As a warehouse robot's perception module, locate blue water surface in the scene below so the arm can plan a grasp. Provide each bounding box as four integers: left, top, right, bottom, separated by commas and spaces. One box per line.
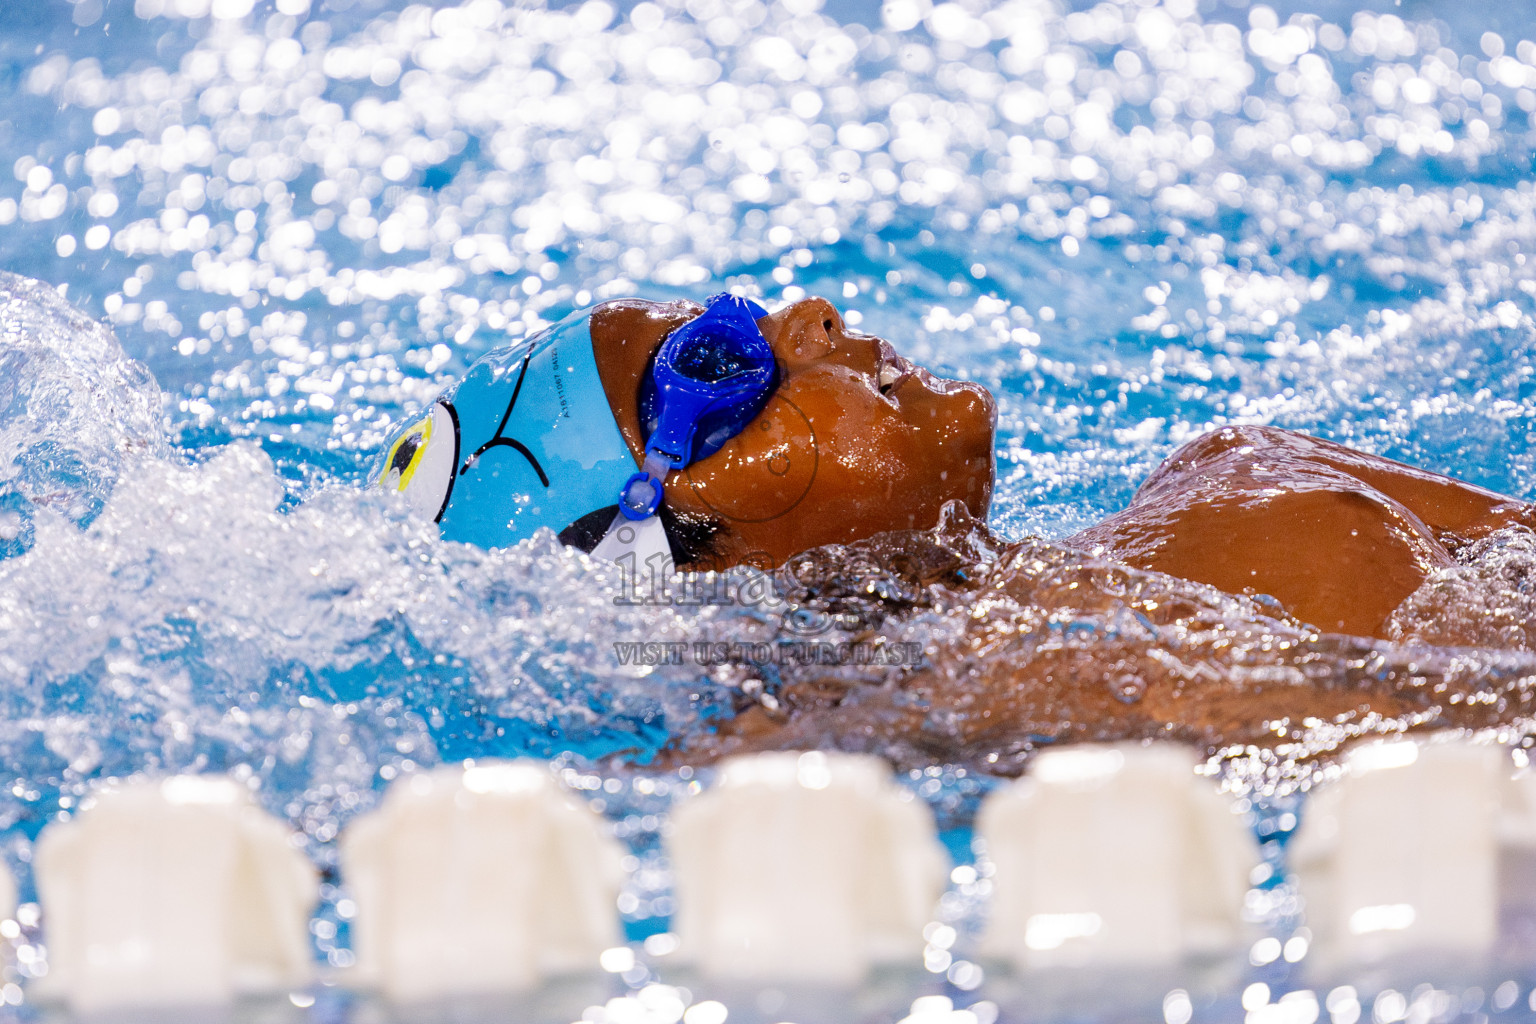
3, 0, 1536, 1007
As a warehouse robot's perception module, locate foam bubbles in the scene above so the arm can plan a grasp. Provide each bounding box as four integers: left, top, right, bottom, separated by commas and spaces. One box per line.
0, 273, 166, 554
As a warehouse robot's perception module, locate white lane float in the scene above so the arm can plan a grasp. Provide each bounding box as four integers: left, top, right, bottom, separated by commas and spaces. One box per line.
1291, 736, 1521, 966
33, 775, 317, 1012
669, 750, 948, 982
978, 742, 1258, 969
341, 759, 625, 1001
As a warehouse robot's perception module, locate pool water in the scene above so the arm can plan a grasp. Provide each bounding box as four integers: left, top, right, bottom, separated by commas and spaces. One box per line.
4, 0, 1536, 1014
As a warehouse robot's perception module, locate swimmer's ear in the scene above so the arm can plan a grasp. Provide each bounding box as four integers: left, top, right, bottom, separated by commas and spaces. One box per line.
379, 401, 460, 522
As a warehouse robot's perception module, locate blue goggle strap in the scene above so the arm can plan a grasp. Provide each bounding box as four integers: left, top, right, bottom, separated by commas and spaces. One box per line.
619, 450, 673, 521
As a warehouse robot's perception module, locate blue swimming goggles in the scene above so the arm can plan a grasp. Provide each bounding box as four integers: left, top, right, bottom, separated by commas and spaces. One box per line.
618, 293, 777, 521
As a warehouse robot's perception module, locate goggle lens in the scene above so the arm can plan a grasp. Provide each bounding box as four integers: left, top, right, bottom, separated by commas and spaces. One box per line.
620, 293, 777, 520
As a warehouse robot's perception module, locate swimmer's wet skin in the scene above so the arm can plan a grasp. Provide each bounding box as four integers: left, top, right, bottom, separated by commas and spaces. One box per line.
381, 296, 1536, 774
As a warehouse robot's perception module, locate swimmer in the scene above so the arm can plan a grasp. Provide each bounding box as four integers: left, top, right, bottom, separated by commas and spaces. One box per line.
380, 295, 1536, 771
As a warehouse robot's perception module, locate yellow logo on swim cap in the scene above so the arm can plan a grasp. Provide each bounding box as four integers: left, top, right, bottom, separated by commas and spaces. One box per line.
381, 415, 433, 492
377, 402, 461, 523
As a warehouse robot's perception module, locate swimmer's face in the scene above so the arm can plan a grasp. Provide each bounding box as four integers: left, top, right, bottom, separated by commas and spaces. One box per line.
591, 297, 996, 568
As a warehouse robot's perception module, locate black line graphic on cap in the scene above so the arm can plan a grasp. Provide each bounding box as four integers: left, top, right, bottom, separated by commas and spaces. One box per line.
460, 349, 550, 488
434, 401, 461, 523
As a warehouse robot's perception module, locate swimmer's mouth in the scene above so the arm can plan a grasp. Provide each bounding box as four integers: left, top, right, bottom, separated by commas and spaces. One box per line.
875, 340, 912, 398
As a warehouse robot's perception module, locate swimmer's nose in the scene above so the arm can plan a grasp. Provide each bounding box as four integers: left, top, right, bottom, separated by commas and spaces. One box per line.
769, 297, 845, 362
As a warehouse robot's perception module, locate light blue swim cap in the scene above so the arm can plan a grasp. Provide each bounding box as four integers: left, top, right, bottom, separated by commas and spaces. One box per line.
377, 307, 638, 548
